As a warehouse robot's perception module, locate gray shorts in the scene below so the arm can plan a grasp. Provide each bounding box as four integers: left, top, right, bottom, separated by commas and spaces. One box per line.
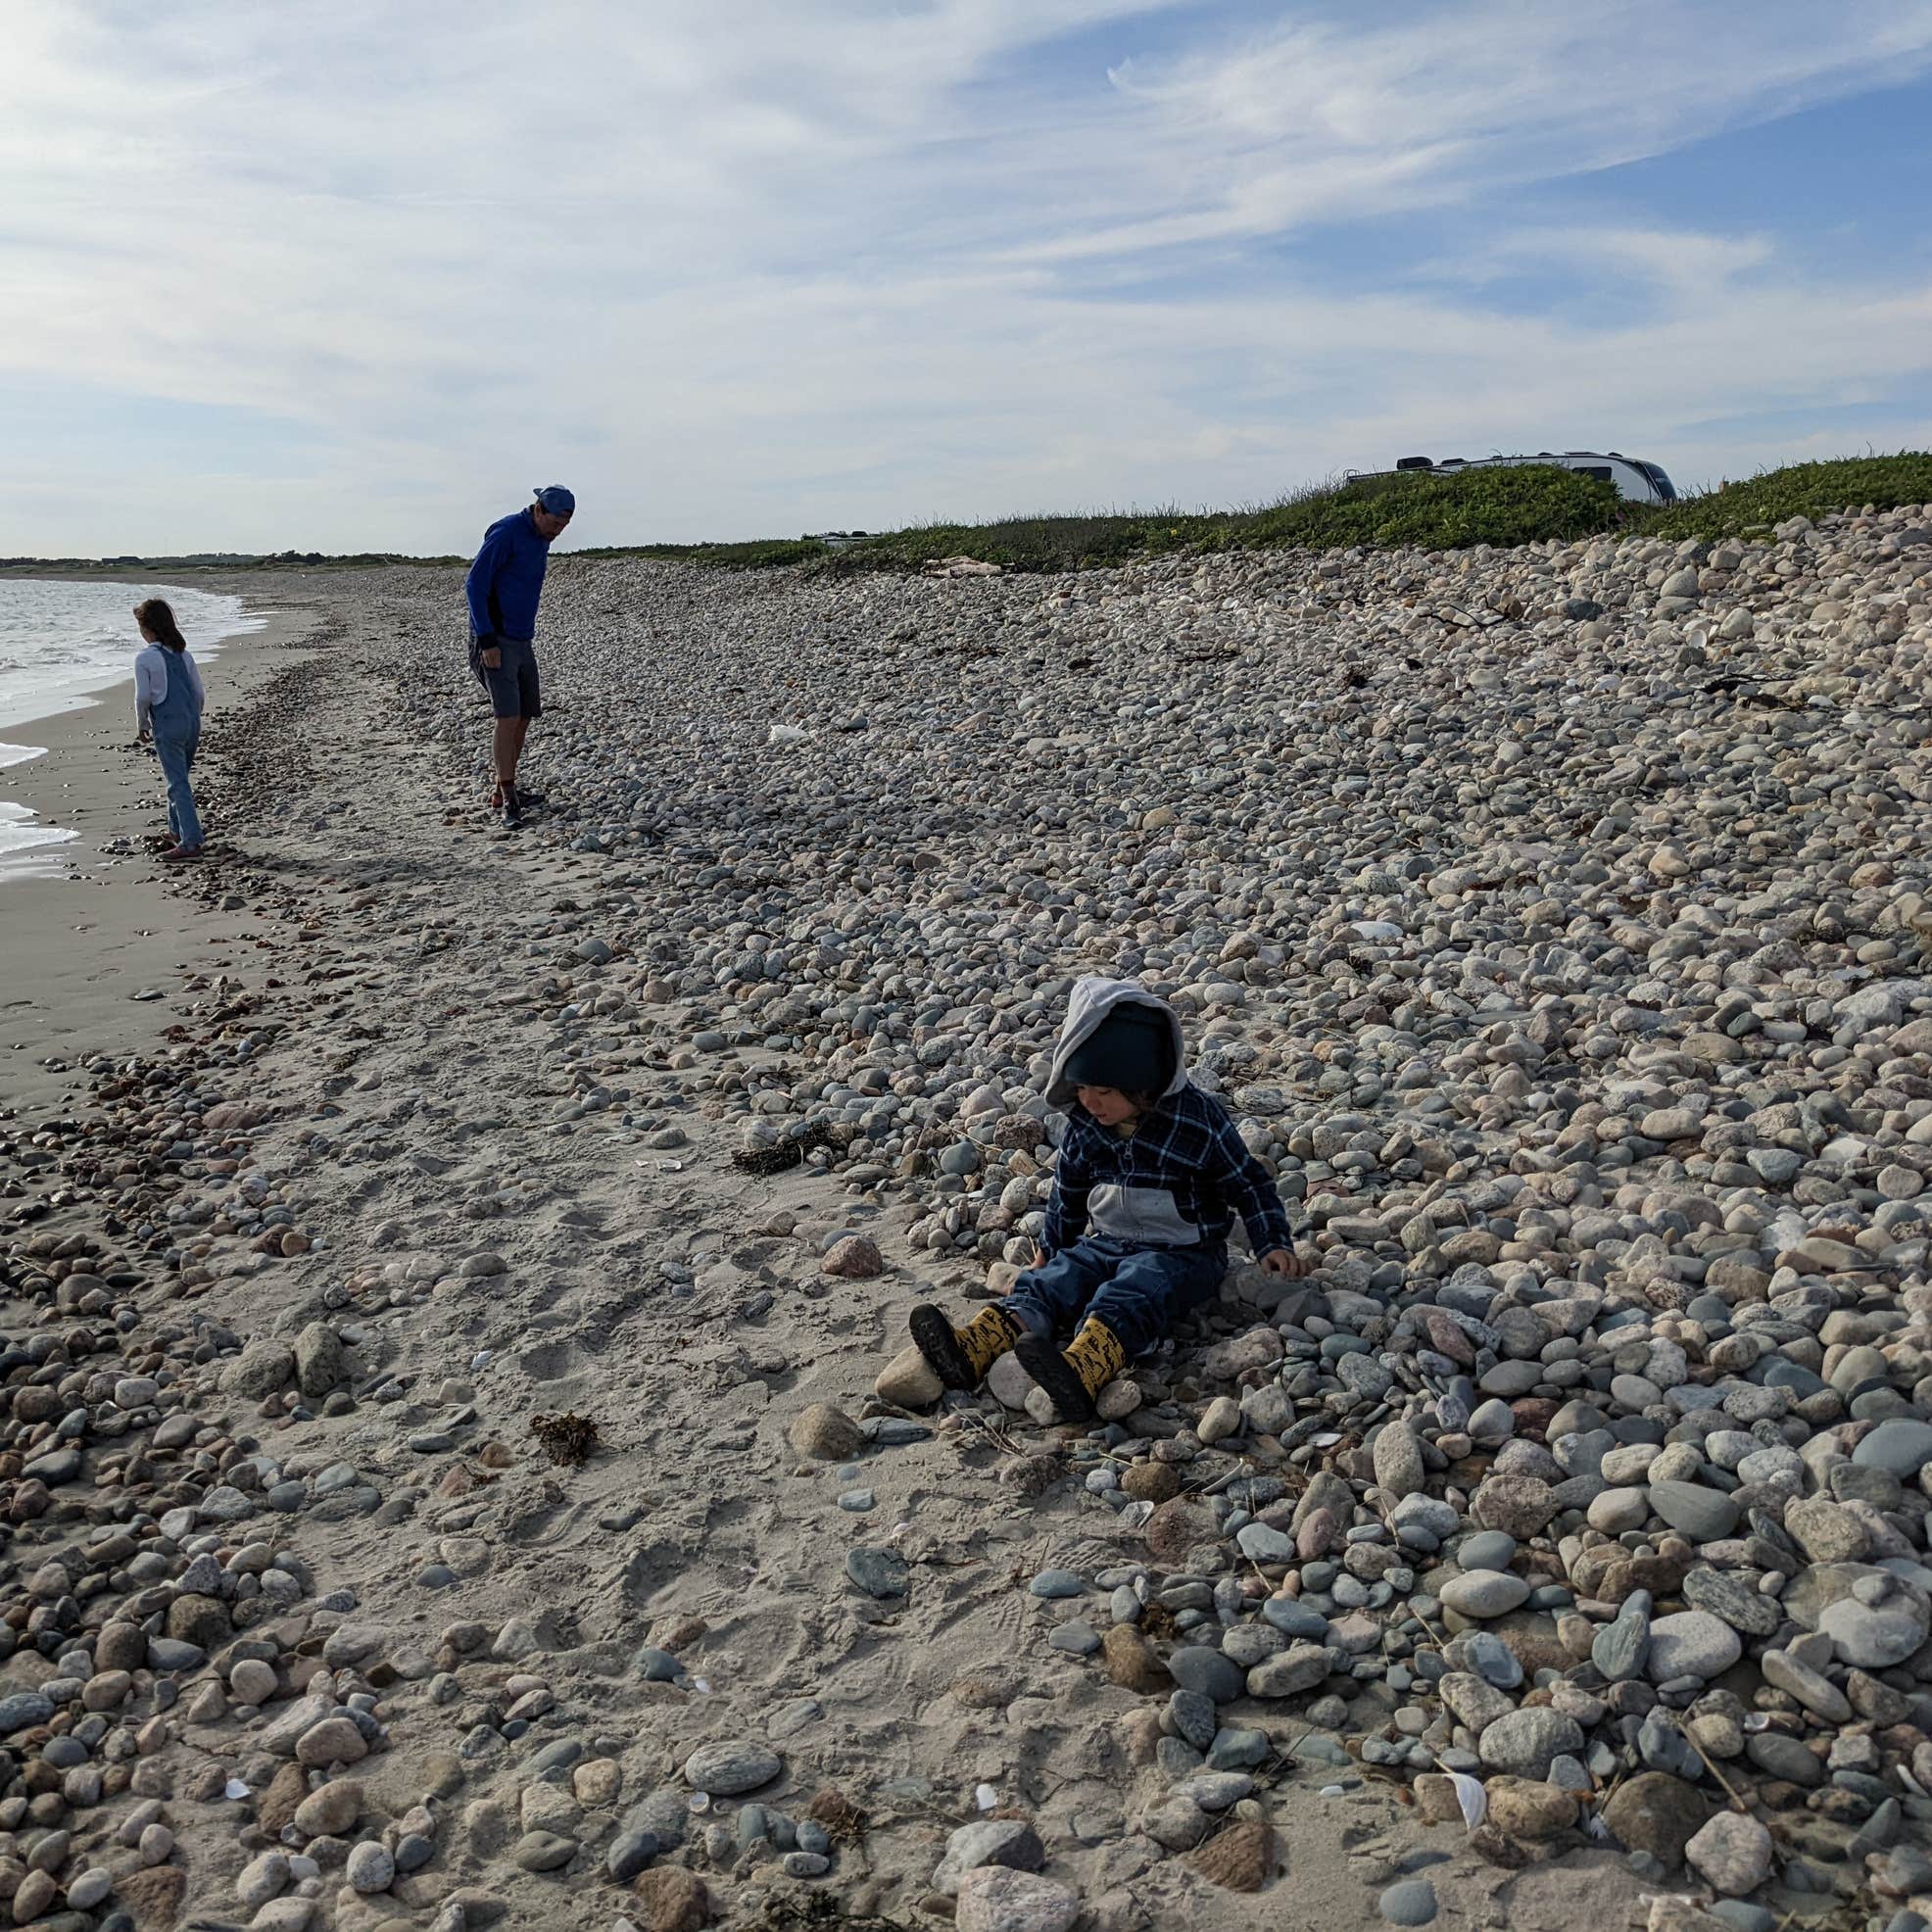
472, 637, 541, 719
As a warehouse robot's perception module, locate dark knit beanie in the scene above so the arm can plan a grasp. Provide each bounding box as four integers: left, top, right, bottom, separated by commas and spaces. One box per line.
1064, 1004, 1175, 1095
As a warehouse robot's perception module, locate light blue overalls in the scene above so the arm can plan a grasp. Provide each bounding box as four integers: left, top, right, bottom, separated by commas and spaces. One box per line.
151, 652, 205, 850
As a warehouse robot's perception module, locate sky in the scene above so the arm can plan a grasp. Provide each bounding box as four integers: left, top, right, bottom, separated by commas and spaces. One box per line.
3, 0, 1931, 556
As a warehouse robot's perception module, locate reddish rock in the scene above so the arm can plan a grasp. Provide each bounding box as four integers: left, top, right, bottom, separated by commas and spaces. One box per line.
1421, 1308, 1475, 1365
821, 1235, 884, 1279
1296, 1508, 1337, 1559
1578, 1546, 1695, 1604
1511, 1397, 1560, 1438
1470, 1473, 1559, 1539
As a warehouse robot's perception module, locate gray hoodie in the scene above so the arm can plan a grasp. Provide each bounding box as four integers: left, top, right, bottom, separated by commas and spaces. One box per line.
1044, 975, 1189, 1110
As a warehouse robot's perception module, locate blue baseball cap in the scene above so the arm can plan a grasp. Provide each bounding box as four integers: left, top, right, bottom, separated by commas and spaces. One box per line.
534, 485, 575, 515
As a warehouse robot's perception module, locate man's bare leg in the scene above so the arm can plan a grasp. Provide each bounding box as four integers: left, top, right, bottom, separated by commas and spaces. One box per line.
493, 717, 520, 793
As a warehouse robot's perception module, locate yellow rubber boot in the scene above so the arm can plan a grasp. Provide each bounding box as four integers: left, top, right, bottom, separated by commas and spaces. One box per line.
1016, 1316, 1128, 1423
908, 1303, 1022, 1389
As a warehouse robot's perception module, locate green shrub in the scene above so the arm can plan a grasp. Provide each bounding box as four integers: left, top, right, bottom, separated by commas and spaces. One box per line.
570, 451, 1932, 578
825, 508, 1232, 575
1639, 453, 1932, 540
1221, 464, 1622, 553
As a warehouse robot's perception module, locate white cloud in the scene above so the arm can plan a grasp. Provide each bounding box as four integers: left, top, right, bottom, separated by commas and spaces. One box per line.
0, 1, 1929, 552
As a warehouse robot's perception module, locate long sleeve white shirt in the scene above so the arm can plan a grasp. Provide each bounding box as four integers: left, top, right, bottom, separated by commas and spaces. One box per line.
134, 644, 205, 732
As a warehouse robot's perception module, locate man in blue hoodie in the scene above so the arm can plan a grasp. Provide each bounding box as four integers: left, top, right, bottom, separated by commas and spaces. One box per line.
466, 485, 573, 827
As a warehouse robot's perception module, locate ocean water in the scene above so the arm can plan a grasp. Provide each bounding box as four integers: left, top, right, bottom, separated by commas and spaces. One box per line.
0, 579, 264, 866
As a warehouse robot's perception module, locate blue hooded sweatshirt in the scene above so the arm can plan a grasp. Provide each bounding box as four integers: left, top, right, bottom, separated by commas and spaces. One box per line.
465, 507, 554, 644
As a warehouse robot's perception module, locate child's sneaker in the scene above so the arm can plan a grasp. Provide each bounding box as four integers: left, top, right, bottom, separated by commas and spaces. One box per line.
1015, 1316, 1128, 1423
908, 1304, 1022, 1390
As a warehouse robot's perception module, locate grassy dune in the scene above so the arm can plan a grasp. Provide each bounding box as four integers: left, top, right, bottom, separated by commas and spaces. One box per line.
607, 451, 1931, 576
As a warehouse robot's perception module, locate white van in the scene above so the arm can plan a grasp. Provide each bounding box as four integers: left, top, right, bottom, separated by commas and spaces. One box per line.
1363, 451, 1678, 506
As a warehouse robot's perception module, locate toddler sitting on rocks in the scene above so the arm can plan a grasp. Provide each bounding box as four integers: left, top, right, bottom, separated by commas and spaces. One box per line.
909, 976, 1307, 1420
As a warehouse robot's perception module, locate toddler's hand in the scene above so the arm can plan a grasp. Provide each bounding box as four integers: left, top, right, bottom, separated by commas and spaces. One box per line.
1259, 1247, 1306, 1279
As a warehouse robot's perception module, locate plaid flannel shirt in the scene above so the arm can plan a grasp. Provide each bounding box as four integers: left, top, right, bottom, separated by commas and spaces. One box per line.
1041, 1084, 1295, 1259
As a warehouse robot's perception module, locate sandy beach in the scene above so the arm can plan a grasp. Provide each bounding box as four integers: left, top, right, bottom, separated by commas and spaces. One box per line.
3, 515, 1932, 1932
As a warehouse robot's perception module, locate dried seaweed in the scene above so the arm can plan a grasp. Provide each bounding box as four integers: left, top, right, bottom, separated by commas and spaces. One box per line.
731, 1120, 838, 1176
803, 1785, 871, 1843
741, 1894, 907, 1931
530, 1412, 600, 1467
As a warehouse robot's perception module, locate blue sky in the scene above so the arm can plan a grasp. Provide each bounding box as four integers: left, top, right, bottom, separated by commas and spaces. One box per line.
3, 0, 1930, 555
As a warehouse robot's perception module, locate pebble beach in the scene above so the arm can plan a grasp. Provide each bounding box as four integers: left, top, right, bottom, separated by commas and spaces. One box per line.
5, 503, 1932, 1932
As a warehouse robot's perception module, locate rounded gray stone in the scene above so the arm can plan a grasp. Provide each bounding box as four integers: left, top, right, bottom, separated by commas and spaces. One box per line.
845, 1546, 908, 1599
1029, 1569, 1085, 1599
0, 1693, 54, 1736
934, 1817, 1045, 1896
1380, 1878, 1438, 1925
1455, 1531, 1517, 1572
1166, 1646, 1245, 1703
1439, 1571, 1530, 1618
1645, 1611, 1742, 1683
683, 1739, 782, 1796
1818, 1580, 1930, 1668
606, 1829, 659, 1881
1854, 1419, 1932, 1477
1477, 1708, 1586, 1778
1646, 1480, 1739, 1543
510, 1829, 578, 1872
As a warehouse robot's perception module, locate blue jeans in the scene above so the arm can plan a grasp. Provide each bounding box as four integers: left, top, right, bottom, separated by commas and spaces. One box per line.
150, 672, 204, 849
1001, 1236, 1227, 1359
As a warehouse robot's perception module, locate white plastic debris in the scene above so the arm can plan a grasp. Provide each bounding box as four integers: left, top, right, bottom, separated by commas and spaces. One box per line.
469, 1351, 491, 1371
768, 723, 809, 746
223, 1778, 251, 1801
1449, 1771, 1486, 1829
975, 1784, 998, 1811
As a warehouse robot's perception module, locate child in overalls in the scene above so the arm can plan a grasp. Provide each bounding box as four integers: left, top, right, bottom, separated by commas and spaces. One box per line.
132, 597, 207, 861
